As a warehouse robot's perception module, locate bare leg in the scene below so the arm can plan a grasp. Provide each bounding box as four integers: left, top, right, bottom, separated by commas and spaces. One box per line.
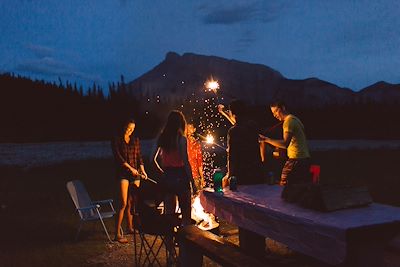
179, 190, 192, 226
115, 179, 129, 240
126, 180, 140, 232
260, 142, 266, 162
126, 188, 133, 232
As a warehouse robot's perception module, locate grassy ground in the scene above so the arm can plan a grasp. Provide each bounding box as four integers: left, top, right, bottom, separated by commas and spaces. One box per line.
0, 159, 117, 267
0, 149, 399, 266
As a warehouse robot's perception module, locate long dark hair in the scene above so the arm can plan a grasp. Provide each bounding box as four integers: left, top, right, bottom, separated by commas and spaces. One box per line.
229, 99, 247, 122
157, 110, 186, 152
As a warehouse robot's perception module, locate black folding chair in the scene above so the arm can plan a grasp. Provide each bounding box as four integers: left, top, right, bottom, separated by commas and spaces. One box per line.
132, 181, 180, 267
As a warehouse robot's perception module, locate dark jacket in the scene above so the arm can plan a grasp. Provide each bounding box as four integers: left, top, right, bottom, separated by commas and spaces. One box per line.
227, 120, 264, 185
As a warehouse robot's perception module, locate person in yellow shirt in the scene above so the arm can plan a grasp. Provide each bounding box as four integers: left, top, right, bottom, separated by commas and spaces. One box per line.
259, 101, 311, 200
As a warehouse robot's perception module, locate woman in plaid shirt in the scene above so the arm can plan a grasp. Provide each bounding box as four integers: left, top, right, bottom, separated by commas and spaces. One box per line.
111, 118, 148, 243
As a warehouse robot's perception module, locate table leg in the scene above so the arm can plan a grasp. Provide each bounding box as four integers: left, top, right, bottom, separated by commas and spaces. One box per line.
238, 227, 266, 260
346, 241, 386, 267
345, 224, 400, 267
179, 237, 203, 267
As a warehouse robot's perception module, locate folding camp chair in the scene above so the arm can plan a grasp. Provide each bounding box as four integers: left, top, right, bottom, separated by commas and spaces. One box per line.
132, 182, 180, 267
66, 179, 117, 242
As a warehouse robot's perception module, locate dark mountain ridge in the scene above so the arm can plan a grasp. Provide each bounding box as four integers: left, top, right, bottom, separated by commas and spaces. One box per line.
127, 52, 400, 108
358, 81, 400, 104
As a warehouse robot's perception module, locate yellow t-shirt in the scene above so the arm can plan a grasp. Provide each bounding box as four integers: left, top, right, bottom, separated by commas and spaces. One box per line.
283, 115, 310, 159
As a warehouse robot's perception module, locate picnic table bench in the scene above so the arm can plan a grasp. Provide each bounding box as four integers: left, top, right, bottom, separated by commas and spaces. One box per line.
199, 184, 400, 267
178, 225, 270, 267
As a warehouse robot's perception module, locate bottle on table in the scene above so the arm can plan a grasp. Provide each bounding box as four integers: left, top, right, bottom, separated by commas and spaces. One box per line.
229, 176, 237, 191
213, 168, 224, 193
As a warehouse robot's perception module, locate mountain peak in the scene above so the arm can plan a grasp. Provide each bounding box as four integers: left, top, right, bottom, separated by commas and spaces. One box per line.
165, 51, 180, 61
127, 52, 400, 108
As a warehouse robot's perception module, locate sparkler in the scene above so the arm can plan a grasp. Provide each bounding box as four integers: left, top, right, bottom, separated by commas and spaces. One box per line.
204, 77, 237, 101
197, 133, 226, 150
140, 174, 157, 184
196, 77, 228, 183
204, 78, 220, 93
205, 134, 214, 144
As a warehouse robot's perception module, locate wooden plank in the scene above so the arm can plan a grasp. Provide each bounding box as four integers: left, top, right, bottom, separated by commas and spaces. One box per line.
318, 185, 373, 211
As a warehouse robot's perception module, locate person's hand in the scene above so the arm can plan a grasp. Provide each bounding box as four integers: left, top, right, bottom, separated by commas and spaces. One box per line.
217, 104, 225, 113
141, 171, 148, 180
130, 168, 139, 177
258, 134, 269, 143
222, 174, 230, 188
279, 180, 287, 186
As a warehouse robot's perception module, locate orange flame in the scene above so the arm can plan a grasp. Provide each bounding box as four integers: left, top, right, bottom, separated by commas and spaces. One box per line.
191, 195, 219, 230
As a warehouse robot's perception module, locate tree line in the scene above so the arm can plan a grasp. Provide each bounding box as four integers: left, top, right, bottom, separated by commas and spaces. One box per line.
0, 73, 161, 142
0, 73, 399, 143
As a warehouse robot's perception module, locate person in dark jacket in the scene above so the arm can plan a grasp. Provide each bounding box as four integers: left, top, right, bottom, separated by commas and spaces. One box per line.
223, 100, 266, 259
224, 100, 264, 185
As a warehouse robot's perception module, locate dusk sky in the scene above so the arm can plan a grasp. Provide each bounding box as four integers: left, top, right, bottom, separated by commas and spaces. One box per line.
1, 0, 400, 91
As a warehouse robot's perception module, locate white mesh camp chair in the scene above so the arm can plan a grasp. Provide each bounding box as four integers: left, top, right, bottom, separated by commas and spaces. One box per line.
66, 179, 117, 242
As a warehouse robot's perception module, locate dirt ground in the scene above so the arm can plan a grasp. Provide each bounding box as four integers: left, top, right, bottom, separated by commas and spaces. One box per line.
85, 220, 400, 267
2, 153, 400, 267
85, 223, 301, 267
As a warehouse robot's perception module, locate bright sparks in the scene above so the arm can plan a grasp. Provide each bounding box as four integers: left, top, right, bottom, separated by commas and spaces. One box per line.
205, 79, 220, 93
205, 134, 214, 144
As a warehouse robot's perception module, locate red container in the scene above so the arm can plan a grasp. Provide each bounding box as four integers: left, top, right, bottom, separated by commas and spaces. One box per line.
310, 165, 321, 184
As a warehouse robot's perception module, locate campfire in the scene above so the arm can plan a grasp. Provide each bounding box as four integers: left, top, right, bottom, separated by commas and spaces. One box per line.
191, 195, 219, 231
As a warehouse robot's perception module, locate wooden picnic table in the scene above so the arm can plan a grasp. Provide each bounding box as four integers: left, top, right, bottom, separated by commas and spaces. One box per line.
199, 184, 400, 267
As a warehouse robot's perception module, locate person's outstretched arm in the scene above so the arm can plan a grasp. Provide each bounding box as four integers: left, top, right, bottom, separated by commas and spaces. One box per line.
259, 130, 293, 149
218, 104, 236, 125
153, 147, 164, 174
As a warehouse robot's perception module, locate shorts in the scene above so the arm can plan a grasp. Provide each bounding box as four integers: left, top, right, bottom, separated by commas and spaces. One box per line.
119, 169, 140, 183
281, 158, 312, 202
280, 158, 311, 185
160, 167, 190, 194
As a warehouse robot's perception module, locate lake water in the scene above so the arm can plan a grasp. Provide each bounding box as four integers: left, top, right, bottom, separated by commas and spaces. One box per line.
1, 139, 400, 168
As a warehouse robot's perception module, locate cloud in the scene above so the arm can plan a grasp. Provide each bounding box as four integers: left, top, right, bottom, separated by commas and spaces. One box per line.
196, 1, 288, 53
15, 57, 101, 82
202, 4, 257, 25
26, 44, 55, 58
197, 0, 286, 25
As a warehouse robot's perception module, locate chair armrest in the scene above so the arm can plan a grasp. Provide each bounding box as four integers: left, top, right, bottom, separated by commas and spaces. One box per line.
92, 199, 115, 212
92, 199, 113, 205
77, 204, 100, 211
